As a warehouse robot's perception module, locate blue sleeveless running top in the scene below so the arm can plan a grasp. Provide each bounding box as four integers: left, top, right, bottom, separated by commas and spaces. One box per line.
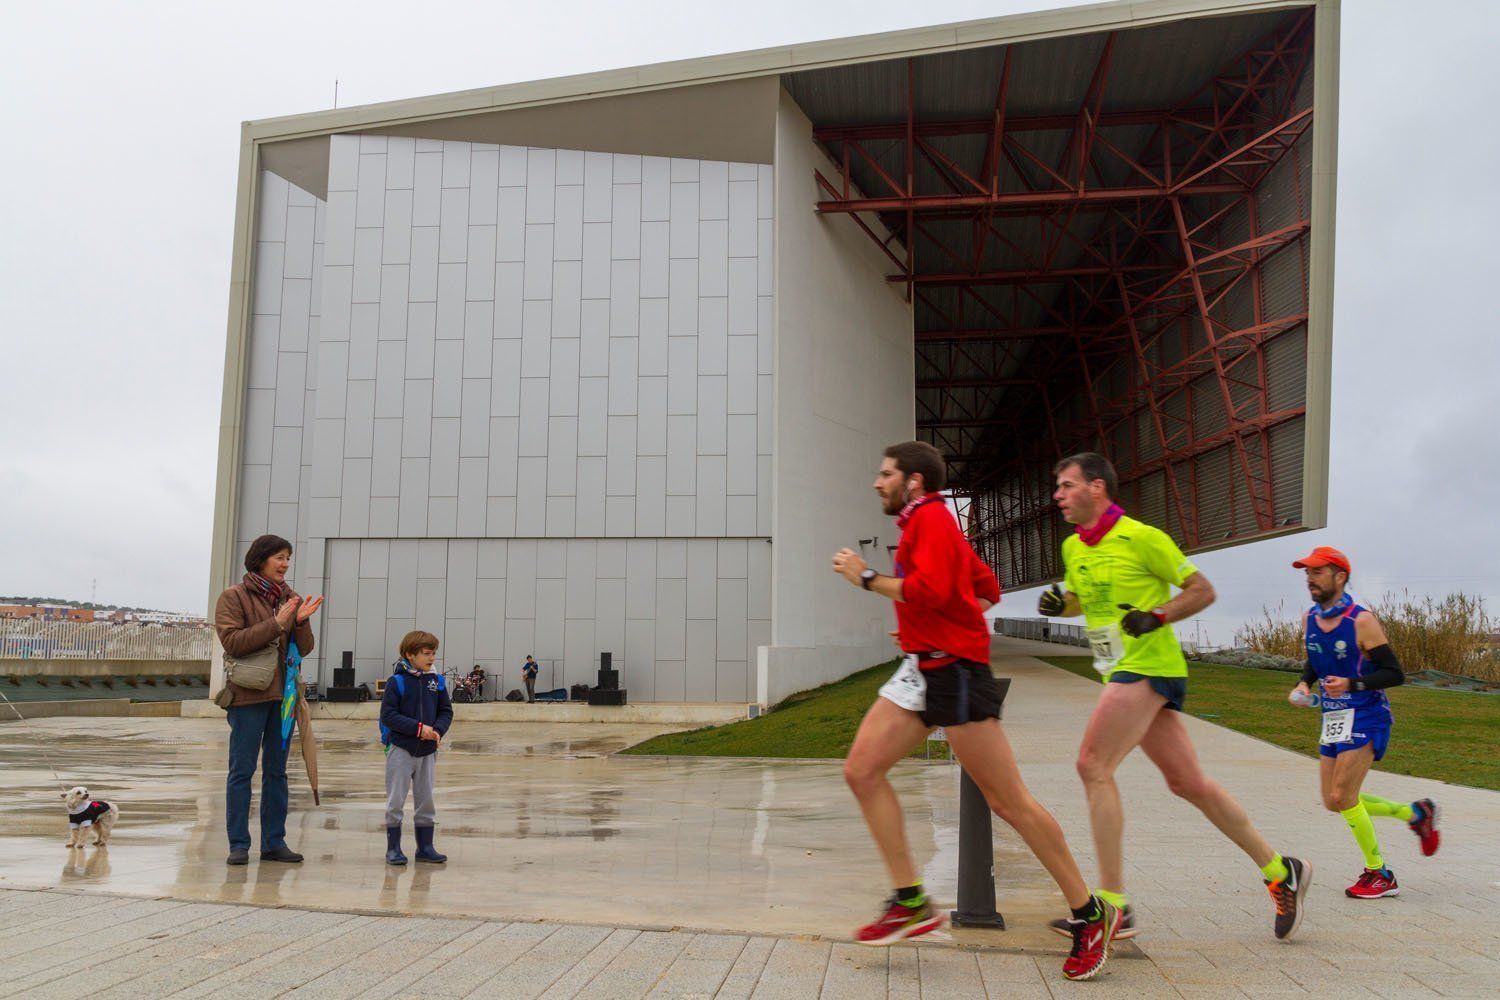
1304, 603, 1392, 728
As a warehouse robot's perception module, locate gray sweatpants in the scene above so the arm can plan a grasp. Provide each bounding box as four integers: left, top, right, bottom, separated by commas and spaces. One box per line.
384, 745, 437, 827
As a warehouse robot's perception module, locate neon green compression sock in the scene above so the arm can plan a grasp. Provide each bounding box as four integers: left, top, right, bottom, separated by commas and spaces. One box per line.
1359, 793, 1415, 822
1259, 854, 1290, 883
1095, 888, 1129, 911
896, 882, 927, 909
1340, 802, 1384, 869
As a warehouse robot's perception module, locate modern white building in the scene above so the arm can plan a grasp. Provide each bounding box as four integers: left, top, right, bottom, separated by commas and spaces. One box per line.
211, 0, 1339, 703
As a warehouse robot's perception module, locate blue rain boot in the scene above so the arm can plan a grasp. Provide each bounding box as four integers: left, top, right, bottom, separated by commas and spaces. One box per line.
385, 825, 407, 866
414, 825, 446, 863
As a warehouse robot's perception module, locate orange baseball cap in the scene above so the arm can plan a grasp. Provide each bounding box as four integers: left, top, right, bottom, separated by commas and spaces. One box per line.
1292, 546, 1350, 573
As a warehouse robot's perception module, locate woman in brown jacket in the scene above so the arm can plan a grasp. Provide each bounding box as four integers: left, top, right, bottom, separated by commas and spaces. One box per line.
215, 533, 323, 866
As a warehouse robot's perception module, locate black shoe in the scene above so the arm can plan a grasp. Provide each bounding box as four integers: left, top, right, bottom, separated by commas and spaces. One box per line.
226, 848, 249, 866
260, 846, 304, 863
1050, 904, 1136, 940
1265, 856, 1310, 940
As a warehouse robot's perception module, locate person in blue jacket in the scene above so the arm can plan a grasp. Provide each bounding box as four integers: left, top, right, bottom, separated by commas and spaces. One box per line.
379, 630, 453, 865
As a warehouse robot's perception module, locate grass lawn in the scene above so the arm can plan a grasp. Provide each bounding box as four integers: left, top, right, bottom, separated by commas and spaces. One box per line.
622, 657, 955, 760
625, 651, 1500, 791
1044, 656, 1500, 792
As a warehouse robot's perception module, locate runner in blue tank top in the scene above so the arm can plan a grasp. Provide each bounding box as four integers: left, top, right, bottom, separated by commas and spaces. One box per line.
1287, 547, 1441, 899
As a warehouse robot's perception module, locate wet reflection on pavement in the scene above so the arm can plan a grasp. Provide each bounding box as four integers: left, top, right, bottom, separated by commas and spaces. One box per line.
0, 717, 1062, 946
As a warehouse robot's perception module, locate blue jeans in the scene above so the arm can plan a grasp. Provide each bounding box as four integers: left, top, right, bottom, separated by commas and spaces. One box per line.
226, 700, 289, 852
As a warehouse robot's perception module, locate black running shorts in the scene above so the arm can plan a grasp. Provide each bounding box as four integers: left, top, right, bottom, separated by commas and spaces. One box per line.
920, 660, 1003, 728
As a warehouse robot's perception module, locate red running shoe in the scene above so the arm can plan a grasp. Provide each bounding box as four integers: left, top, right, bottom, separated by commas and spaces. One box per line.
1346, 867, 1400, 899
1408, 799, 1440, 856
1061, 899, 1122, 981
854, 896, 945, 946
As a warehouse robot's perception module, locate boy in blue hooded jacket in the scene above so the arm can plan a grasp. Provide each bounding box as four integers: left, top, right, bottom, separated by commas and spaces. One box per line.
379, 630, 453, 865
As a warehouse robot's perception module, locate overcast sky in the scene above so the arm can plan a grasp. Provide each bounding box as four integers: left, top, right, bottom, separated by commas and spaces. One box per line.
2, 1, 1496, 640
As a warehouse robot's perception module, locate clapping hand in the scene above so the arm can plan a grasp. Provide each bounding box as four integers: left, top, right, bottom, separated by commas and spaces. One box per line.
295, 595, 324, 623
274, 597, 301, 631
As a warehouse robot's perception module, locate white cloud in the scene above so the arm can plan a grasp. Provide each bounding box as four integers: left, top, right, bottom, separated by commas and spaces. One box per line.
1, 0, 1495, 623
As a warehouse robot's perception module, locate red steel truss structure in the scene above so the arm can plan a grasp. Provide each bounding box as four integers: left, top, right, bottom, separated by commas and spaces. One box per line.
806, 10, 1316, 588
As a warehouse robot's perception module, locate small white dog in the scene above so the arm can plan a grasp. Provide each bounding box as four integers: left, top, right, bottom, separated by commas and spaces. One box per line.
62, 786, 118, 848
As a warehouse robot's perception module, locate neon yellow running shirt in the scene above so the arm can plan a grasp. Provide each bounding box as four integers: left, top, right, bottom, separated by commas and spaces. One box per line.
1061, 515, 1198, 678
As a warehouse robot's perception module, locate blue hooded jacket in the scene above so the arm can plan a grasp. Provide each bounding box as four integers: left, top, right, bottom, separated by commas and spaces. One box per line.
378, 660, 453, 757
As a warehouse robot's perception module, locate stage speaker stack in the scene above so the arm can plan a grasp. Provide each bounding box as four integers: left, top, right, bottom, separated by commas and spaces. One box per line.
326, 651, 365, 702
588, 651, 627, 706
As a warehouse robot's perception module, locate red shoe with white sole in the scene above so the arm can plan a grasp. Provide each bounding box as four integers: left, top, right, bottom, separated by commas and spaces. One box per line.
1061, 899, 1122, 981
854, 896, 945, 946
1346, 867, 1399, 899
1408, 799, 1440, 856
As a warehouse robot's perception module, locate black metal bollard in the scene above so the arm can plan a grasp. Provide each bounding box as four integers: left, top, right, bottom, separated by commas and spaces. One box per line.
951, 676, 1010, 929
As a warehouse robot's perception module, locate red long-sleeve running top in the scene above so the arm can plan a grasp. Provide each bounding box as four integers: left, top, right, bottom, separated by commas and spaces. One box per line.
892, 498, 1000, 667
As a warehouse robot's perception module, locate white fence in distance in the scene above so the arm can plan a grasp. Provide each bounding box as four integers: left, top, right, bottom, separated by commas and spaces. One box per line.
0, 620, 212, 661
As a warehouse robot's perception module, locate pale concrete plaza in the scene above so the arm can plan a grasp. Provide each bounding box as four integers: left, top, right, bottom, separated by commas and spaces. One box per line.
2, 640, 1498, 997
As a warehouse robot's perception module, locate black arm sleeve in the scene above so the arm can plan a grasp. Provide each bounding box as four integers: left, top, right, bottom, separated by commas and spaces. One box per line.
1357, 644, 1405, 690
1300, 660, 1319, 686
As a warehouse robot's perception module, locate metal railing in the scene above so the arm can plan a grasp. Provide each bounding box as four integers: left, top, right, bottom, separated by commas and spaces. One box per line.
0, 620, 212, 660
995, 617, 1089, 648
996, 616, 1210, 655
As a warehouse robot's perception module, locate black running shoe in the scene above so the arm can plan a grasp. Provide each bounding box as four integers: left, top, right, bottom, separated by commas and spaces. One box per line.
1265, 856, 1311, 940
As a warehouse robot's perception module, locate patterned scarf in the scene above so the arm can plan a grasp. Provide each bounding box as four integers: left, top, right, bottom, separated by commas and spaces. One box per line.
244, 571, 286, 608
1314, 591, 1354, 620
1076, 503, 1125, 547
895, 490, 944, 529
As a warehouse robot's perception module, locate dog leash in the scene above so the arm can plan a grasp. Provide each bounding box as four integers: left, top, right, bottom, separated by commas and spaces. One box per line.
0, 688, 71, 791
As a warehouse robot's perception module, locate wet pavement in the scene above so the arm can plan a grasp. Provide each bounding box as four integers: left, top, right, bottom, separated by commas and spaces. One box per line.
4, 639, 1500, 997
0, 715, 1064, 949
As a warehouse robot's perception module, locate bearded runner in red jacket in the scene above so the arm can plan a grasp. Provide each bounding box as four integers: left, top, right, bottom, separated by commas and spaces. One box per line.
832, 441, 1120, 981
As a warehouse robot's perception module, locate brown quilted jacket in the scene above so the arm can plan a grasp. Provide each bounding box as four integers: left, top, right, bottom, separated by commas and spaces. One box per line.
213, 583, 316, 708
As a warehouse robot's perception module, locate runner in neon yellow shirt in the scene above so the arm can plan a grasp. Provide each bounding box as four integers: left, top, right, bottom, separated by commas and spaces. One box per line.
1040, 452, 1311, 944
1061, 515, 1197, 679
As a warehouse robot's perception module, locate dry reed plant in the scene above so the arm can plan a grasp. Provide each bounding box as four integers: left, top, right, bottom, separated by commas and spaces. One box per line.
1236, 591, 1497, 681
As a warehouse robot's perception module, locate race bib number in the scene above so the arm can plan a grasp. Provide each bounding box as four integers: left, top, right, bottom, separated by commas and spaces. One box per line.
1086, 624, 1125, 674
1320, 708, 1355, 746
878, 655, 927, 713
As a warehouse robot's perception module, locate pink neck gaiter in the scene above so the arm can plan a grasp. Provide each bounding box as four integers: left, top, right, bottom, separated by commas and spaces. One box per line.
1076, 503, 1125, 546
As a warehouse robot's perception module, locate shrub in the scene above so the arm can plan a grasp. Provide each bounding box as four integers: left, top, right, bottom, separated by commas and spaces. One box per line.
1238, 591, 1496, 681
1235, 603, 1305, 659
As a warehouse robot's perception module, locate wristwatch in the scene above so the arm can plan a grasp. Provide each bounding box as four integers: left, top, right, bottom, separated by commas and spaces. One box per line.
860, 569, 879, 590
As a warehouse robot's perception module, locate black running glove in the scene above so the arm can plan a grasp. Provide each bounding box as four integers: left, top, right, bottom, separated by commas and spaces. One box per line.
1118, 605, 1166, 638
1038, 584, 1066, 616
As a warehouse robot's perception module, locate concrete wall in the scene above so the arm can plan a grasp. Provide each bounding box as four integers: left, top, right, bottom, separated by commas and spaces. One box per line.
0, 659, 208, 678
233, 136, 775, 700
0, 699, 184, 720
763, 89, 915, 705
321, 537, 768, 699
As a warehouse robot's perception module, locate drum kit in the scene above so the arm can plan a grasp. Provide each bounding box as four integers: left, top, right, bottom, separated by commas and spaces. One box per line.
451, 667, 487, 703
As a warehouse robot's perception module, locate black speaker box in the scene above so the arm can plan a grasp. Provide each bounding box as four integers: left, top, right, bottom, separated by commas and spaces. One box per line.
597, 668, 619, 690
325, 686, 363, 703
333, 667, 355, 688
587, 688, 628, 706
